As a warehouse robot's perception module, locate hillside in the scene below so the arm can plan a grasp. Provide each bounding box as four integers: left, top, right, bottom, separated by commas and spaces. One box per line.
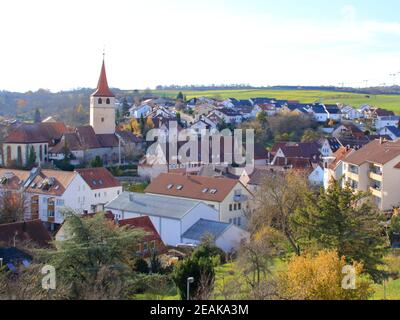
153, 89, 400, 114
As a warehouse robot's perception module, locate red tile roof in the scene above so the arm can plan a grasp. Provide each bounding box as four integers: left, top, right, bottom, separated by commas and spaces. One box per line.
0, 220, 52, 247
75, 167, 121, 190
344, 139, 400, 166
92, 60, 115, 97
4, 122, 69, 144
119, 216, 163, 243
26, 170, 77, 196
145, 172, 242, 202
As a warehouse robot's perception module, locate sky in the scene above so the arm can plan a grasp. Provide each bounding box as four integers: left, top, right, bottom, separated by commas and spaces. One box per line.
1, 0, 400, 92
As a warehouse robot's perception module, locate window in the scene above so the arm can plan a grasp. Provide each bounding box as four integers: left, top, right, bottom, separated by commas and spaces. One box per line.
238, 203, 241, 210
143, 242, 149, 252
233, 217, 237, 225
150, 240, 156, 251
106, 98, 110, 104
234, 204, 237, 210
229, 204, 233, 211
39, 145, 43, 161
237, 217, 242, 226
98, 98, 103, 104
101, 117, 104, 122
229, 218, 232, 224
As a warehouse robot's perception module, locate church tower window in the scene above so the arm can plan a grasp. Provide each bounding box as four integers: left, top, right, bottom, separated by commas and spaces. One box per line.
106, 98, 110, 104
98, 98, 103, 104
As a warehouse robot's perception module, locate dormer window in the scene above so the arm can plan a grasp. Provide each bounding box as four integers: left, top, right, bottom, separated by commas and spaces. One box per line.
106, 98, 110, 104
98, 98, 103, 104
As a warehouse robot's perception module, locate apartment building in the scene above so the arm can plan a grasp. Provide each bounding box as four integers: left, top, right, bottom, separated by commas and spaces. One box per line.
0, 167, 122, 229
342, 139, 400, 211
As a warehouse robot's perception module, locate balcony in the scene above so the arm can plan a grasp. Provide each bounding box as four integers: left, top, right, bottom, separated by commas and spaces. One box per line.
369, 171, 383, 182
369, 185, 382, 198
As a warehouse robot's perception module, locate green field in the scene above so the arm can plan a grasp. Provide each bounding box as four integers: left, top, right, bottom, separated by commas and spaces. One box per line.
154, 89, 400, 114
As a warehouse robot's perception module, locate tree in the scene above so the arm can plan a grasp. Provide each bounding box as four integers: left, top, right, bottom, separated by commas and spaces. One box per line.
256, 111, 267, 124
34, 108, 42, 123
278, 250, 374, 300
192, 234, 227, 265
293, 179, 387, 281
27, 145, 36, 168
135, 258, 150, 274
172, 256, 215, 300
237, 227, 285, 299
176, 92, 184, 100
122, 97, 130, 117
90, 156, 103, 168
251, 171, 309, 255
145, 117, 155, 132
130, 118, 141, 136
301, 128, 322, 142
0, 191, 27, 224
38, 211, 146, 299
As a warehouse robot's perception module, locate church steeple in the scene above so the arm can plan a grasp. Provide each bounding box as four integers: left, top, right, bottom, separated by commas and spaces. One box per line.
92, 59, 115, 97
90, 56, 116, 135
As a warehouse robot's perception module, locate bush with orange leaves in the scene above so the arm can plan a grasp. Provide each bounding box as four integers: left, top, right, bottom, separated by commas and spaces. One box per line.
278, 250, 374, 300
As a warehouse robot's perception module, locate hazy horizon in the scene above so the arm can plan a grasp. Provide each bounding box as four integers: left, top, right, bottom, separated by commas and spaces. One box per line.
2, 0, 400, 92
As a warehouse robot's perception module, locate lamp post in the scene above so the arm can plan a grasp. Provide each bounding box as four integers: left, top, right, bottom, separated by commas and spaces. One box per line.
0, 258, 3, 268
187, 277, 194, 300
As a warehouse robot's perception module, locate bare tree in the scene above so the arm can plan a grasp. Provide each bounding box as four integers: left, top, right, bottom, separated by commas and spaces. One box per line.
0, 191, 28, 224
250, 171, 309, 256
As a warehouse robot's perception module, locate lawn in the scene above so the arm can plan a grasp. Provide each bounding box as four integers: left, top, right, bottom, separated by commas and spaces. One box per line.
372, 278, 400, 300
153, 89, 400, 114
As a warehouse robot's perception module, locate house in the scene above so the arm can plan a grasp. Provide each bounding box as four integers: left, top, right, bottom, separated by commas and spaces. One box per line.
320, 138, 342, 157
48, 126, 142, 165
129, 103, 152, 118
332, 123, 365, 139
74, 167, 123, 213
144, 173, 253, 226
0, 219, 52, 248
342, 139, 400, 211
2, 167, 123, 229
310, 104, 328, 122
304, 164, 323, 187
375, 116, 400, 131
239, 167, 271, 193
181, 219, 249, 253
271, 142, 321, 166
1, 122, 69, 167
189, 117, 217, 134
324, 104, 342, 122
379, 126, 400, 141
119, 216, 167, 257
341, 105, 363, 120
253, 144, 269, 166
213, 108, 243, 124
105, 192, 220, 246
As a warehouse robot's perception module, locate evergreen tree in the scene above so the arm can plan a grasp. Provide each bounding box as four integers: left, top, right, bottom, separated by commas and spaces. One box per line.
90, 156, 103, 168
293, 179, 387, 281
34, 108, 42, 123
27, 145, 36, 167
122, 97, 130, 117
176, 91, 184, 100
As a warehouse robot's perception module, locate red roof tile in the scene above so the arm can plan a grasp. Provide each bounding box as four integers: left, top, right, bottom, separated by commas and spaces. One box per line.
92, 60, 115, 97
75, 167, 121, 190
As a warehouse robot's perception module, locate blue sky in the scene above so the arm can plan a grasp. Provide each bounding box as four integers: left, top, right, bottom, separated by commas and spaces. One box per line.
1, 0, 400, 91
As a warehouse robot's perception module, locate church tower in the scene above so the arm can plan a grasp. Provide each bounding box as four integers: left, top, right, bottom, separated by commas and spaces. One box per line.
90, 58, 116, 135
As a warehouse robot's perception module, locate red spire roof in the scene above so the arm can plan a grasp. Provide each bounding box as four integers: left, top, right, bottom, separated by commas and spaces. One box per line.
92, 59, 115, 97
